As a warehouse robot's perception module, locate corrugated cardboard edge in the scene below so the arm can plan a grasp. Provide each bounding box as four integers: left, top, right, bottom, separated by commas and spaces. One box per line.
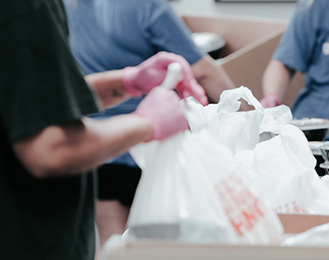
109, 241, 329, 260
278, 213, 329, 234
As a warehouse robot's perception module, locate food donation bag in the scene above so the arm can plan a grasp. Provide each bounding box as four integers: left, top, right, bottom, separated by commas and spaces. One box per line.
184, 86, 329, 216
185, 86, 292, 154
127, 128, 283, 245
235, 124, 329, 215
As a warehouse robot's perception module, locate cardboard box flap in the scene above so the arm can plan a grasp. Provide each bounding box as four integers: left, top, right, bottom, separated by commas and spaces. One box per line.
182, 15, 305, 107
278, 213, 329, 234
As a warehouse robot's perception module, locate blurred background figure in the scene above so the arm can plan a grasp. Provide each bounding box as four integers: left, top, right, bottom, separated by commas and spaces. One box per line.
261, 0, 329, 140
1, 0, 202, 259
64, 0, 237, 248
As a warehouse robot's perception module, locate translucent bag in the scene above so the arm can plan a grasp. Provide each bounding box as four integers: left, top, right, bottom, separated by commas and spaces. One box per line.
185, 86, 292, 153
126, 129, 283, 245
235, 124, 329, 215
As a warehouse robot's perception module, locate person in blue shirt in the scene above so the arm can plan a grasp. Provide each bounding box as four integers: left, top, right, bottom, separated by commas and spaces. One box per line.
261, 0, 329, 139
64, 0, 237, 249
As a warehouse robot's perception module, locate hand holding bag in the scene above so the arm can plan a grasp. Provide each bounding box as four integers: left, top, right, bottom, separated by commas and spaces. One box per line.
127, 129, 283, 245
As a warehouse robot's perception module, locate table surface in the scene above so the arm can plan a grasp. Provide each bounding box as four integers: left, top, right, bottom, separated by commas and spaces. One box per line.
169, 0, 297, 22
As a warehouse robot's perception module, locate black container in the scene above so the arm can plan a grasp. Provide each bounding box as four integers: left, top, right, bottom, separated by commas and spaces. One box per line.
302, 128, 329, 142
293, 119, 329, 177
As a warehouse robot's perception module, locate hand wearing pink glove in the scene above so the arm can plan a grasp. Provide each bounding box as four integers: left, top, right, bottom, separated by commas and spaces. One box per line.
122, 51, 208, 106
134, 87, 189, 141
260, 93, 282, 108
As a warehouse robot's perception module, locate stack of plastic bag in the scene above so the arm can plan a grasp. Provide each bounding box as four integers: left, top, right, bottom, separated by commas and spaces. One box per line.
126, 129, 283, 245
235, 124, 329, 215
100, 86, 329, 260
184, 86, 329, 215
185, 86, 292, 153
123, 86, 284, 245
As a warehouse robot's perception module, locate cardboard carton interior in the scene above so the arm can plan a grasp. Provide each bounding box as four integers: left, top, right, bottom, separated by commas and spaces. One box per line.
182, 15, 305, 107
106, 214, 329, 260
278, 213, 329, 234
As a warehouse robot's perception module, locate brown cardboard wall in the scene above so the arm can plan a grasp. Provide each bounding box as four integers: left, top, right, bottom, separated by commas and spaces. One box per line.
278, 213, 329, 234
183, 16, 305, 107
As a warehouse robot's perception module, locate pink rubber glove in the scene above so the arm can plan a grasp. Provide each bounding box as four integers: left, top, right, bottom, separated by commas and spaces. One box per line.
122, 52, 208, 106
134, 87, 189, 141
260, 93, 282, 108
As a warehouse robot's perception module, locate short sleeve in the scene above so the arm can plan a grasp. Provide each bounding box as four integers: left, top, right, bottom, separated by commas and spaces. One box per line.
273, 0, 318, 73
143, 0, 204, 65
0, 1, 101, 141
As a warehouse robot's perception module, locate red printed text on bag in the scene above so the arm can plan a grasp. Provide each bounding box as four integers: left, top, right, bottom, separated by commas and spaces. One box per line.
216, 173, 265, 236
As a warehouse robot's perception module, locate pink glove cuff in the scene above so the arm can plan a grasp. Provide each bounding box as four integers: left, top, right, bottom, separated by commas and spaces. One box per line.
122, 67, 142, 97
134, 109, 162, 140
133, 87, 189, 141
260, 93, 282, 108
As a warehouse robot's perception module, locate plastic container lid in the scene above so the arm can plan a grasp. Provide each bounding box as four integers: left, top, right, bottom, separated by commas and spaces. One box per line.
191, 32, 226, 54
291, 118, 329, 131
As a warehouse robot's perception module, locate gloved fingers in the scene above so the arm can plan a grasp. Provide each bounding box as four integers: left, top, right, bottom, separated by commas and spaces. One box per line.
260, 93, 282, 108
134, 87, 189, 141
177, 78, 208, 106
164, 54, 208, 105
122, 51, 208, 106
122, 52, 186, 96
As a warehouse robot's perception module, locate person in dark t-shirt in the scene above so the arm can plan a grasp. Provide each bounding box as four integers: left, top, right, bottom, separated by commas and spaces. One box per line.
63, 0, 238, 247
0, 1, 208, 259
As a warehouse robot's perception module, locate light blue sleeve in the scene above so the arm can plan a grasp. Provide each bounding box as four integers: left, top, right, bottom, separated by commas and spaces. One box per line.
273, 0, 318, 73
142, 0, 204, 65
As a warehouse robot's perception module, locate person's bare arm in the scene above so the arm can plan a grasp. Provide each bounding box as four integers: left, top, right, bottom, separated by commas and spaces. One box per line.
191, 54, 236, 103
13, 85, 188, 179
85, 51, 210, 108
85, 70, 131, 109
191, 54, 254, 110
13, 115, 152, 178
262, 59, 295, 101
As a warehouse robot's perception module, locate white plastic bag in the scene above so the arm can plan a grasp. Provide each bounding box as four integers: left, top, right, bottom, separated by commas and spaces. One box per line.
127, 129, 283, 245
282, 222, 329, 247
235, 124, 329, 215
185, 86, 292, 153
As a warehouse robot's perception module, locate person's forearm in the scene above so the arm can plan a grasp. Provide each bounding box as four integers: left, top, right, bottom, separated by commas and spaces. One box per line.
85, 70, 131, 108
13, 115, 152, 178
192, 55, 235, 103
262, 59, 295, 101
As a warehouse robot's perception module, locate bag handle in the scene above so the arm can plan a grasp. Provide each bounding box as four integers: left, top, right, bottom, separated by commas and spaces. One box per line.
160, 62, 183, 90
216, 86, 264, 113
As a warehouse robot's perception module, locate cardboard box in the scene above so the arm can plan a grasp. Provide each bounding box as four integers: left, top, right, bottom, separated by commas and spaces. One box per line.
278, 213, 329, 234
182, 15, 305, 107
105, 214, 329, 260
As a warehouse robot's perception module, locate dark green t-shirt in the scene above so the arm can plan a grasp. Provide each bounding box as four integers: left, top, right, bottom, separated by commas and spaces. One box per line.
0, 1, 101, 259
